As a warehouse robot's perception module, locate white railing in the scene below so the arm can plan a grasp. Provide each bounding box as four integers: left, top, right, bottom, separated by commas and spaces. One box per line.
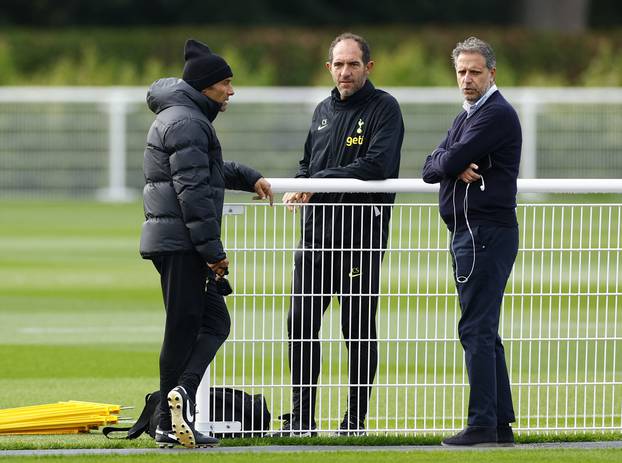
2, 87, 622, 199
265, 178, 622, 194
196, 179, 622, 436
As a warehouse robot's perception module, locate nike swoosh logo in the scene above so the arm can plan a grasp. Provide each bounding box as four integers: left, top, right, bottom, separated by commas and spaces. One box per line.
156, 429, 178, 440
317, 124, 328, 131
184, 400, 194, 423
185, 405, 194, 423
348, 271, 361, 278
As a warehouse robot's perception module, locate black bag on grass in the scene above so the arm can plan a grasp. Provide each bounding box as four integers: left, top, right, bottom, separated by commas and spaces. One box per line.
209, 387, 271, 438
102, 388, 270, 439
102, 390, 160, 439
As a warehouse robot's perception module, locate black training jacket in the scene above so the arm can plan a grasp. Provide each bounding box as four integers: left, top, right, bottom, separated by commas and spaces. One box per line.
140, 78, 262, 263
295, 79, 403, 249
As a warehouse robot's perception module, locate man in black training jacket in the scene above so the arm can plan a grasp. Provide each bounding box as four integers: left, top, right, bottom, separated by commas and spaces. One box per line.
280, 32, 404, 436
423, 36, 521, 447
140, 39, 273, 449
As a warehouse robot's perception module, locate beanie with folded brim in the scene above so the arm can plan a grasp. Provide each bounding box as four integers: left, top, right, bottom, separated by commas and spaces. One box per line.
182, 39, 233, 91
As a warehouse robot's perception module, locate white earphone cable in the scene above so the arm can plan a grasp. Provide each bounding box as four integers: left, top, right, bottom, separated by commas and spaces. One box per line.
450, 177, 481, 284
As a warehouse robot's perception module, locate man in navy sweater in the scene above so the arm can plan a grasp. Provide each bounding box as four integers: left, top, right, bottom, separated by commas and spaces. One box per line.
422, 37, 521, 447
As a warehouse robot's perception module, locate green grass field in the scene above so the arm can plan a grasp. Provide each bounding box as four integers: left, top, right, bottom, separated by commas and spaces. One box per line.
0, 200, 160, 448
1, 448, 622, 463
0, 198, 621, 458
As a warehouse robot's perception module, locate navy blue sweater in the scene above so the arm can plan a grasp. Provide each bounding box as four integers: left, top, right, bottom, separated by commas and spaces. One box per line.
422, 90, 521, 231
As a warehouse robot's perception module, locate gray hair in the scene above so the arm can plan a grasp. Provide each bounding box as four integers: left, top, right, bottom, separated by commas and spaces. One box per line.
451, 37, 496, 69
328, 32, 371, 64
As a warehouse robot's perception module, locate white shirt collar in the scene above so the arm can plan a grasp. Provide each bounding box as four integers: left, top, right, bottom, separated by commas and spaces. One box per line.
463, 84, 498, 118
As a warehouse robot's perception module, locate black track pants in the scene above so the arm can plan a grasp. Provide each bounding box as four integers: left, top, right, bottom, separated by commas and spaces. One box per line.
152, 252, 231, 427
287, 249, 383, 427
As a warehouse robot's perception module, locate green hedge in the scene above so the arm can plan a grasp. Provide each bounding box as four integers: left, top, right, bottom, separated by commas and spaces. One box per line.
2, 26, 622, 87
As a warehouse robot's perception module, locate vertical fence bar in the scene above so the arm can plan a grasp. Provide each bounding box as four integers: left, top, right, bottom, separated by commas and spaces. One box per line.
97, 91, 134, 202
518, 91, 538, 179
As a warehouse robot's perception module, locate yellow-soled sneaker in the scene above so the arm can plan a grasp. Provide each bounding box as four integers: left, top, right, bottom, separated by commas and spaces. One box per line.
168, 386, 219, 448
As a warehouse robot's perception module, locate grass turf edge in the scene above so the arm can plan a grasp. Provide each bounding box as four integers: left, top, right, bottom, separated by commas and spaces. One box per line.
1, 432, 622, 450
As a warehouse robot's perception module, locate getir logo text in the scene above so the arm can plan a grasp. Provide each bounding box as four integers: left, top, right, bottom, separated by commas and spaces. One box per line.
346, 136, 364, 147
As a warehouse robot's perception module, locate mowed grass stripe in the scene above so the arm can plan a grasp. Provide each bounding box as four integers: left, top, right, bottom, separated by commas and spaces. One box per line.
0, 344, 158, 378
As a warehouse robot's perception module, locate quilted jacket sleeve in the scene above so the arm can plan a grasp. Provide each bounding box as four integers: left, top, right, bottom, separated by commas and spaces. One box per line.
222, 161, 263, 192
164, 118, 225, 263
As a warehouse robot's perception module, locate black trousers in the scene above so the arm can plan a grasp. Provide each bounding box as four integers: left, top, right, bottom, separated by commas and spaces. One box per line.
451, 224, 518, 427
152, 252, 231, 427
287, 248, 383, 426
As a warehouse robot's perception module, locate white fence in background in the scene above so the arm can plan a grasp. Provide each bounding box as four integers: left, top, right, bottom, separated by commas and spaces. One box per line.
2, 87, 622, 199
196, 179, 622, 436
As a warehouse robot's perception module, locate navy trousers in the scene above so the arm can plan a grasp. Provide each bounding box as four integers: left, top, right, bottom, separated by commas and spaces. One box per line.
451, 224, 518, 427
152, 252, 231, 428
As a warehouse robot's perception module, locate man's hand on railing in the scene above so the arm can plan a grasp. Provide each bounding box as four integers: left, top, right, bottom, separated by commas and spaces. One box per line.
282, 191, 314, 212
253, 177, 274, 205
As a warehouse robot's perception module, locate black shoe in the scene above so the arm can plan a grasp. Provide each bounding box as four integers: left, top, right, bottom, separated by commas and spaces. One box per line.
441, 426, 498, 447
497, 424, 515, 446
190, 430, 220, 448
268, 413, 317, 437
168, 386, 219, 448
334, 415, 366, 436
155, 426, 180, 448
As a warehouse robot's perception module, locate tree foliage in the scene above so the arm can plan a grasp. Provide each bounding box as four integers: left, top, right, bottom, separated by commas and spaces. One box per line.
1, 26, 622, 87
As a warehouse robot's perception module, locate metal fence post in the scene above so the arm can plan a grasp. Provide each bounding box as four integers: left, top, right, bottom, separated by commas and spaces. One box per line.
518, 90, 539, 179
97, 90, 136, 202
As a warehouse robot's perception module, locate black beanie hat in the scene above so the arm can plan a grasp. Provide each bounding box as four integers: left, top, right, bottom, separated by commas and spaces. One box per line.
182, 39, 233, 91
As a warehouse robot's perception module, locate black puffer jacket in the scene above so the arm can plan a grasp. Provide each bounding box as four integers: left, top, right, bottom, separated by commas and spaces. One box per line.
140, 78, 262, 263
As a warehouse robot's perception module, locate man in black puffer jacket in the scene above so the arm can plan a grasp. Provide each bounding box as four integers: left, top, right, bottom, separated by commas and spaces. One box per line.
140, 39, 273, 449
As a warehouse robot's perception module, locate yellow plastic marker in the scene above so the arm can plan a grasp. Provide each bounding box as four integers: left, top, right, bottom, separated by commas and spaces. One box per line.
0, 401, 121, 435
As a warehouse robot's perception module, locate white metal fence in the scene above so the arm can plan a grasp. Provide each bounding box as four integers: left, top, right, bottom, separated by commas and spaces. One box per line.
2, 87, 622, 199
195, 179, 622, 436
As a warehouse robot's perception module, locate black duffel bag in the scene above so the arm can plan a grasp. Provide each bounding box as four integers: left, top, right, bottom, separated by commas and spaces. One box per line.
103, 387, 270, 440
